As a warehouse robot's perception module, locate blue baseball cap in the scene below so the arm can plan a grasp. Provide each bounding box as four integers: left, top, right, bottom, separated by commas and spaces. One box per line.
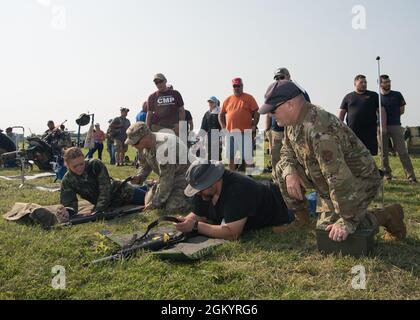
207, 96, 218, 104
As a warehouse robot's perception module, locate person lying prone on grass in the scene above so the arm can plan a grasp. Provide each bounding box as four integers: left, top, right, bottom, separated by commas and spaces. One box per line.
57, 147, 147, 222
175, 160, 293, 240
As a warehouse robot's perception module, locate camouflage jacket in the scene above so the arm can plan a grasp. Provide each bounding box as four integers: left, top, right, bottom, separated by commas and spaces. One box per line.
136, 133, 189, 208
279, 103, 380, 232
60, 159, 135, 213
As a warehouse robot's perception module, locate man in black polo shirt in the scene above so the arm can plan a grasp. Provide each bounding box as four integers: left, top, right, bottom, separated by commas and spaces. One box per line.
339, 75, 387, 155
175, 160, 292, 240
379, 75, 417, 183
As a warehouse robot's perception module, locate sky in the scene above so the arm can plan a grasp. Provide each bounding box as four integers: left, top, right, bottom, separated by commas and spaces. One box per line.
0, 0, 419, 134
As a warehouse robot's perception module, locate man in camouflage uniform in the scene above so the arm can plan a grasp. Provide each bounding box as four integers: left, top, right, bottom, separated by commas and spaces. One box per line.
60, 148, 145, 215
126, 122, 192, 213
259, 80, 407, 242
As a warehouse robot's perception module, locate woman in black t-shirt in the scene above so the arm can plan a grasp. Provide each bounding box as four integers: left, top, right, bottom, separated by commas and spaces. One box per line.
200, 97, 222, 161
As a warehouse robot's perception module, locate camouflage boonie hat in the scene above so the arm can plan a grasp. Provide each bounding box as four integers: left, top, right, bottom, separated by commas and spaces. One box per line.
125, 122, 151, 146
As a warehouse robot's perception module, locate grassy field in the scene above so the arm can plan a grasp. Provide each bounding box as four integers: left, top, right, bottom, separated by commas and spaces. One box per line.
0, 147, 419, 300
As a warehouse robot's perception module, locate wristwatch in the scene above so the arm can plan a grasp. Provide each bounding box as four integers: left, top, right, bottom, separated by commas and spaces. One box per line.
192, 220, 199, 233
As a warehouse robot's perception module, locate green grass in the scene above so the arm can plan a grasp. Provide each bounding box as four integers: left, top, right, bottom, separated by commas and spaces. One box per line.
0, 147, 419, 300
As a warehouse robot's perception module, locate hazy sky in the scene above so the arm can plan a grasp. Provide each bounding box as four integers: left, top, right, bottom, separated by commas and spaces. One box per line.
1, 0, 419, 134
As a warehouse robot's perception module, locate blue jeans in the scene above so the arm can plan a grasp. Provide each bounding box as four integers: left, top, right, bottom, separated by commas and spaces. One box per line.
131, 185, 148, 205
107, 141, 116, 164
87, 142, 104, 160
225, 131, 255, 165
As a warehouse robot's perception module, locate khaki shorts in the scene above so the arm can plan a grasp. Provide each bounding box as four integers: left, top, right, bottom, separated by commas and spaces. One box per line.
114, 139, 128, 153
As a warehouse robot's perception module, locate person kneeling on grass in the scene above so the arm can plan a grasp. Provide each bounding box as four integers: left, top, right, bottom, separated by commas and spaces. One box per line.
174, 160, 293, 240
125, 122, 192, 213
259, 80, 406, 242
57, 147, 146, 222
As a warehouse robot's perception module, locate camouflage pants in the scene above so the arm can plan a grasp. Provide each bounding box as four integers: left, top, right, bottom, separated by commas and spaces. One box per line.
275, 163, 381, 233
146, 174, 192, 214
270, 131, 284, 175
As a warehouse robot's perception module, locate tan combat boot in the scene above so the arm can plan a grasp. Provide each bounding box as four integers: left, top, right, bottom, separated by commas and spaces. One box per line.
373, 204, 407, 241
294, 209, 311, 227
272, 209, 311, 234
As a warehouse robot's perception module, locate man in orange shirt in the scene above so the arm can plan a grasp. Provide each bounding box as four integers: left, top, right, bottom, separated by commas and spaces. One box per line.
219, 78, 260, 171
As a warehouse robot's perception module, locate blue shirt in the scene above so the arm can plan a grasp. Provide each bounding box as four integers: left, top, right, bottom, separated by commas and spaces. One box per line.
381, 91, 405, 126
136, 111, 147, 122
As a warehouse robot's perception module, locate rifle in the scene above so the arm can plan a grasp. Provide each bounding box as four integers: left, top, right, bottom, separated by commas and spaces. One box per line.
63, 176, 141, 226
66, 205, 144, 226
42, 120, 68, 142
90, 216, 189, 265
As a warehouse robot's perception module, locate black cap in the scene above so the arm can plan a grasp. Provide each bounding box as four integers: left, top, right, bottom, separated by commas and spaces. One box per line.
184, 160, 225, 197
258, 80, 303, 115
273, 67, 290, 80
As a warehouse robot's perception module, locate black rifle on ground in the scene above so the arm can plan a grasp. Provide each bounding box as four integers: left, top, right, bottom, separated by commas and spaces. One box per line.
90, 216, 191, 265
67, 205, 144, 226
63, 176, 143, 226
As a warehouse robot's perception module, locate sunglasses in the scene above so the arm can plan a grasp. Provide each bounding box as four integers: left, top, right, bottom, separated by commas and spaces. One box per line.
154, 79, 164, 84
269, 102, 286, 114
233, 85, 242, 88
275, 75, 286, 81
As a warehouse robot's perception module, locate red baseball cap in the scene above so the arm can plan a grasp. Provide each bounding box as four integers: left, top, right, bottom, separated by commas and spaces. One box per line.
232, 78, 243, 86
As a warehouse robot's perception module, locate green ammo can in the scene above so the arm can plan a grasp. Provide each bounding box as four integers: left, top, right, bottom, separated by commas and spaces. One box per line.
316, 229, 376, 258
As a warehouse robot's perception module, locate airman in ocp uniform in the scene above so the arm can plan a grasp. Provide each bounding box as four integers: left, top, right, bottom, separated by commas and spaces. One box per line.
126, 122, 192, 213
259, 80, 406, 242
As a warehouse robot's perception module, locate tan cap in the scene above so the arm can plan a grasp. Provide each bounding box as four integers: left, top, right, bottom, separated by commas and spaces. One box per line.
153, 73, 167, 81
125, 122, 151, 145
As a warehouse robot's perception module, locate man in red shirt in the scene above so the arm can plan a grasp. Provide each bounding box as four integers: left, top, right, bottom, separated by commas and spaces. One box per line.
219, 78, 260, 171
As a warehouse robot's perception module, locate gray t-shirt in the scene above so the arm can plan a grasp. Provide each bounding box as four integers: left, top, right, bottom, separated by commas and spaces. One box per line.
114, 117, 131, 142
